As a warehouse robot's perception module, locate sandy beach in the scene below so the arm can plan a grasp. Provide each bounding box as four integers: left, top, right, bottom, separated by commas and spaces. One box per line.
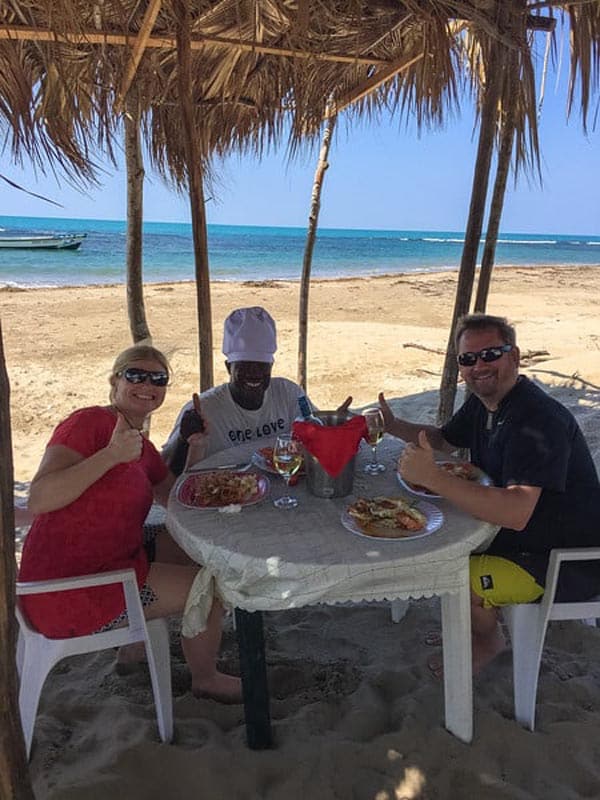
4, 265, 600, 799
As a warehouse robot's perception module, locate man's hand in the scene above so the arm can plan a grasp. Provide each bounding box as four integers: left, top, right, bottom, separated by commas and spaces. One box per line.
378, 392, 395, 432
179, 393, 206, 441
107, 413, 143, 464
336, 396, 353, 414
399, 430, 437, 489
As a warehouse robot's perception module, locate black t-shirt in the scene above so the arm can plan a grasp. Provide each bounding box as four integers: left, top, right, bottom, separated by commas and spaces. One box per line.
442, 377, 600, 554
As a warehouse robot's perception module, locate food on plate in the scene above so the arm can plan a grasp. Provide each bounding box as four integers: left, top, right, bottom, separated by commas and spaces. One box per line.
187, 470, 260, 507
347, 496, 427, 537
405, 460, 478, 494
440, 461, 478, 481
258, 446, 275, 469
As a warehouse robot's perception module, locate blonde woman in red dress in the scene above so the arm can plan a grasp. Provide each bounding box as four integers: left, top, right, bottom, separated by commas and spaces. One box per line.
19, 344, 241, 703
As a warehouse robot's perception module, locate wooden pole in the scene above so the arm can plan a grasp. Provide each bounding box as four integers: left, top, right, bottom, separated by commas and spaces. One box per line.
175, 0, 214, 390
0, 318, 35, 799
125, 93, 152, 343
0, 25, 387, 67
436, 40, 504, 425
298, 114, 336, 391
474, 50, 519, 312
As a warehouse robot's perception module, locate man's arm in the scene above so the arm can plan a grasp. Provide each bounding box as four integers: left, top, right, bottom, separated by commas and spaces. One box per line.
400, 431, 541, 530
378, 392, 454, 453
163, 394, 206, 477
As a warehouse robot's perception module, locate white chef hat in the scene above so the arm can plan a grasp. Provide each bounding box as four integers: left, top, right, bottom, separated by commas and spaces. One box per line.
222, 306, 277, 363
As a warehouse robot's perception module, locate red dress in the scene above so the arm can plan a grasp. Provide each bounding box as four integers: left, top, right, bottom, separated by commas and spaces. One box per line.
19, 406, 168, 638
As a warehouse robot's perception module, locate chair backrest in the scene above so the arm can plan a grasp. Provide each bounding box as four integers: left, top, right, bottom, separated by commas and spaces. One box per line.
540, 547, 600, 625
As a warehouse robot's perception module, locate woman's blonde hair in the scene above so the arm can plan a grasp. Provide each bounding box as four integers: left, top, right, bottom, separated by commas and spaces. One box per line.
108, 344, 171, 403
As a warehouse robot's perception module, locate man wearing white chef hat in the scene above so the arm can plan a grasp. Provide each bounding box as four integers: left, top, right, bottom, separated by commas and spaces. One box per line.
164, 306, 338, 473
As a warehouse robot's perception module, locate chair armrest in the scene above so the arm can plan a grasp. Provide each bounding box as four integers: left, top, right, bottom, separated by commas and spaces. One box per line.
16, 569, 138, 595
540, 548, 600, 616
549, 548, 600, 565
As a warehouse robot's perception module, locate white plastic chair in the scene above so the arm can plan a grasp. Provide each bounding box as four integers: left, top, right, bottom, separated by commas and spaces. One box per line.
503, 547, 600, 731
15, 568, 173, 759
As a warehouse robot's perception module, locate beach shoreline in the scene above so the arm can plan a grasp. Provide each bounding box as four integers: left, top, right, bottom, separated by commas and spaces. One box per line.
2, 261, 600, 293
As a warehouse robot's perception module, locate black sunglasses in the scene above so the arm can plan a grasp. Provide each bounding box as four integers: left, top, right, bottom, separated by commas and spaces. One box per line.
119, 367, 169, 387
457, 344, 513, 367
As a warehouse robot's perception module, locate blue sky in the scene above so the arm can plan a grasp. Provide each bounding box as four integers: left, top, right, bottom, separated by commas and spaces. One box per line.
2, 58, 599, 236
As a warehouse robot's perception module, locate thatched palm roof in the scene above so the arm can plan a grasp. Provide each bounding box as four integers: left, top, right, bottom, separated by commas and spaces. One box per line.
2, 1, 598, 186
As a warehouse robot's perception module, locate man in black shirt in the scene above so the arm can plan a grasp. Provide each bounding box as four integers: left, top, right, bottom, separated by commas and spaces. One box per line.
380, 313, 600, 672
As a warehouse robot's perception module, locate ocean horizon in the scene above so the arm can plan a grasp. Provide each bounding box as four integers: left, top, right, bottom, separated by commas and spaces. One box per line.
1, 214, 599, 289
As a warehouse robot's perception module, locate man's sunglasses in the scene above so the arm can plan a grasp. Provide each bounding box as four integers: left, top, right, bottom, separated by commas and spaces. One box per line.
119, 367, 169, 387
457, 344, 513, 368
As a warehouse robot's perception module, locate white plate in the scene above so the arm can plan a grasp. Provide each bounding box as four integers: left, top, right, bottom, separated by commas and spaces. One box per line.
341, 500, 444, 541
177, 470, 270, 509
396, 461, 491, 499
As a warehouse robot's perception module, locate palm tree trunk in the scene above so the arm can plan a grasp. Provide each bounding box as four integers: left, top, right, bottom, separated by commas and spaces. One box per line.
298, 114, 336, 391
437, 42, 504, 425
175, 0, 213, 390
475, 50, 519, 312
125, 95, 151, 343
0, 318, 35, 799
125, 97, 154, 438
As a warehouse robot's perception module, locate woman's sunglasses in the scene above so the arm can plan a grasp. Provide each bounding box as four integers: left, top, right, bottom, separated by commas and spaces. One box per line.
119, 367, 169, 387
457, 344, 513, 368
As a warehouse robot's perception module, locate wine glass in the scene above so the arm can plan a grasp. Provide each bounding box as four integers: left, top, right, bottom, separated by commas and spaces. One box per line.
363, 407, 386, 474
272, 434, 303, 509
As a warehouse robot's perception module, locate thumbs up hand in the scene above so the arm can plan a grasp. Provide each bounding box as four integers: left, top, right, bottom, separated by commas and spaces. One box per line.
180, 393, 206, 441
107, 413, 143, 464
398, 428, 437, 491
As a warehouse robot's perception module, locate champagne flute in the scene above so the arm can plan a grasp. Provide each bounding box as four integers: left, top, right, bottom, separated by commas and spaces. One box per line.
363, 407, 386, 474
272, 434, 303, 509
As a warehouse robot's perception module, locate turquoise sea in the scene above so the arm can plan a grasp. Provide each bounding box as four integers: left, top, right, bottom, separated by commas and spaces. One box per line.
1, 215, 599, 289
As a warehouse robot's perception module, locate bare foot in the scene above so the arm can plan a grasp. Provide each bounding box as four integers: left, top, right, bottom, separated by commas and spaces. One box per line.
426, 624, 507, 681
192, 673, 242, 704
472, 625, 508, 675
115, 641, 147, 674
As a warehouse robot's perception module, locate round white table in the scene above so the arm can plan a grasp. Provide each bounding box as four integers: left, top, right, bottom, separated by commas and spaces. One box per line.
167, 435, 497, 748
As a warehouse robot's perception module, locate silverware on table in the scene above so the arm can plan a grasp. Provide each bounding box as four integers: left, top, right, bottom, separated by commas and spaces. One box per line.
185, 461, 253, 474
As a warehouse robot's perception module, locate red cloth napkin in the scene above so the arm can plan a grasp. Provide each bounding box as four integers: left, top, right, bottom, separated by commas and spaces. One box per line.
293, 415, 369, 478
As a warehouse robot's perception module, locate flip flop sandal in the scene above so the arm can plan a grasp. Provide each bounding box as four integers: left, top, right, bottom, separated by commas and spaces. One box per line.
427, 653, 444, 681
114, 660, 146, 676
422, 630, 443, 647
193, 689, 243, 705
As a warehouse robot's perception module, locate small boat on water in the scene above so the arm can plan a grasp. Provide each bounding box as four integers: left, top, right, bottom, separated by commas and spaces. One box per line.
0, 233, 87, 250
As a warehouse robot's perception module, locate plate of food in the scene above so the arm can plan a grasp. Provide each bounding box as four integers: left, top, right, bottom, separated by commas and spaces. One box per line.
177, 469, 270, 509
396, 460, 491, 499
342, 496, 444, 541
252, 446, 305, 477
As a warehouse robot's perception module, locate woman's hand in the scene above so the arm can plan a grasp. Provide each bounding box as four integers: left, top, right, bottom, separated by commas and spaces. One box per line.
106, 412, 143, 464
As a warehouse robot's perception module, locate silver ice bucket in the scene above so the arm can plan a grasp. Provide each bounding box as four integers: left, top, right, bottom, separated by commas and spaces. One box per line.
304, 410, 356, 498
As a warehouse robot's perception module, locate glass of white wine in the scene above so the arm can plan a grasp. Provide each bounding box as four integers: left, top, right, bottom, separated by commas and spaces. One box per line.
363, 407, 386, 474
272, 433, 303, 509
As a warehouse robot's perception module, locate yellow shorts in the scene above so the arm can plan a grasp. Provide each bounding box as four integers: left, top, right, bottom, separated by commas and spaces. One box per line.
470, 554, 544, 609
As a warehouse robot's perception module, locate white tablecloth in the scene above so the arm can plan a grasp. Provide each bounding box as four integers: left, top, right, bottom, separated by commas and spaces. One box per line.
167, 436, 496, 630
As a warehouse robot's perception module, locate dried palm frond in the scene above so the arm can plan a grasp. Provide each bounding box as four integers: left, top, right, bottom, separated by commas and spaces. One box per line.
0, 1, 598, 185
